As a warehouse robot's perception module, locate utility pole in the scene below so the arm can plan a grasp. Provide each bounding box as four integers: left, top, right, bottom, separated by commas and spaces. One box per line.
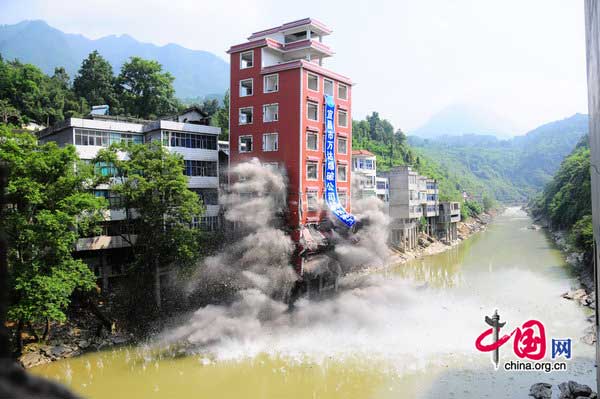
584, 1, 600, 393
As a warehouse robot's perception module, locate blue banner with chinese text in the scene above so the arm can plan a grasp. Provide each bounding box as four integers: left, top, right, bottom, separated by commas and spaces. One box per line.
323, 95, 355, 227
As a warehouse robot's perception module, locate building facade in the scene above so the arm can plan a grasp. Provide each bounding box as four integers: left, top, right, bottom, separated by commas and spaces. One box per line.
351, 150, 377, 199
227, 18, 353, 238
385, 165, 458, 251
38, 111, 221, 289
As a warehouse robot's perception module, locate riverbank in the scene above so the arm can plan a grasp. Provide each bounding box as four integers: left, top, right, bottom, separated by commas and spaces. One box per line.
528, 209, 596, 346
17, 210, 494, 369
380, 210, 494, 269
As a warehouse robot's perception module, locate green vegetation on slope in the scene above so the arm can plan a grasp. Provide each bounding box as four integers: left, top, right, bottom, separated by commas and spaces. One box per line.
531, 135, 593, 261
352, 112, 488, 217
409, 114, 589, 203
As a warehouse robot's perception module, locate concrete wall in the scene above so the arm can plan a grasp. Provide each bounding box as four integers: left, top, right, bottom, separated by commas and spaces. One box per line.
584, 2, 600, 390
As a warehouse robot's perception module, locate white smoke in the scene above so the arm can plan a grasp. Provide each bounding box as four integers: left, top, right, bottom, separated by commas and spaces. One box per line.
185, 158, 297, 301
165, 159, 397, 355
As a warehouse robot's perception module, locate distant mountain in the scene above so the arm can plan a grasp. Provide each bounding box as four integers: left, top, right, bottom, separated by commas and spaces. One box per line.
409, 113, 589, 202
411, 103, 519, 139
0, 20, 229, 99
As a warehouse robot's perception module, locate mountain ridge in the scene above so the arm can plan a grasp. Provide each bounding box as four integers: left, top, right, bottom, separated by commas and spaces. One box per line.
0, 20, 229, 99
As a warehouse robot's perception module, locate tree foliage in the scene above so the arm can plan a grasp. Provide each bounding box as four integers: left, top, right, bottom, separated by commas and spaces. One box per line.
117, 57, 179, 119
531, 135, 593, 256
0, 126, 105, 326
73, 50, 120, 113
94, 142, 203, 312
352, 112, 481, 211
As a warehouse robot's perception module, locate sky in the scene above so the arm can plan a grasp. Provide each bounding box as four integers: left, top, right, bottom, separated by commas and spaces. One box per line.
0, 0, 589, 134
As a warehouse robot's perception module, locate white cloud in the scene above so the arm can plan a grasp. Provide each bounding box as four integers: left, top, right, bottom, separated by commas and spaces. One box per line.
0, 0, 588, 133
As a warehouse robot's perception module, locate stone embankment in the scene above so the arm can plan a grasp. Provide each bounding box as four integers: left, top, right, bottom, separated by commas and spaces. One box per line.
17, 308, 133, 369
389, 211, 493, 265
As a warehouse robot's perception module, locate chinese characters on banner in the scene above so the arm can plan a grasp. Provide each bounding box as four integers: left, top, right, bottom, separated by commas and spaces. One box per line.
323, 95, 355, 228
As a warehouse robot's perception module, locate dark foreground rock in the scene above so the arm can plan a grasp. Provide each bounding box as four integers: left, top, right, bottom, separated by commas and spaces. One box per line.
529, 382, 552, 399
0, 359, 81, 399
558, 381, 596, 399
530, 381, 597, 399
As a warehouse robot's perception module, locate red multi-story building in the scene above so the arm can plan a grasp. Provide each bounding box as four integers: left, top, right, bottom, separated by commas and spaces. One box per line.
228, 18, 353, 242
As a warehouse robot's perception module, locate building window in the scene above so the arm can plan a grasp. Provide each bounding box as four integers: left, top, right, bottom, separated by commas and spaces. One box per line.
307, 101, 318, 121
264, 74, 278, 93
338, 191, 347, 207
262, 133, 278, 152
239, 107, 253, 125
307, 131, 318, 151
324, 79, 334, 96
239, 135, 253, 153
338, 109, 348, 127
306, 162, 318, 180
307, 191, 319, 211
338, 164, 347, 182
307, 73, 319, 91
239, 79, 253, 97
338, 83, 348, 100
184, 160, 217, 177
190, 188, 219, 205
240, 51, 253, 69
164, 131, 217, 149
337, 137, 347, 154
74, 128, 143, 147
263, 104, 279, 122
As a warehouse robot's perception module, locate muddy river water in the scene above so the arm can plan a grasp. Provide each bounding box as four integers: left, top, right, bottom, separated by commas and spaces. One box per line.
31, 208, 595, 398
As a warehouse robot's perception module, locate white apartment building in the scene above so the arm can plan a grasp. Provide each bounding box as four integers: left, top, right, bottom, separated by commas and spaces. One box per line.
351, 150, 377, 199
38, 109, 221, 289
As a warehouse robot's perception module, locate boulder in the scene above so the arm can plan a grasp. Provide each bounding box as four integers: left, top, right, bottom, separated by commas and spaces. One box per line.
569, 381, 593, 397
562, 289, 588, 301
19, 351, 48, 368
558, 381, 594, 398
529, 382, 552, 399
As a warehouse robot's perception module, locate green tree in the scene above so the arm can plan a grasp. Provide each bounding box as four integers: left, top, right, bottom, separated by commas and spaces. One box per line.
95, 142, 202, 313
0, 99, 20, 124
73, 51, 120, 114
212, 90, 229, 140
117, 57, 179, 119
482, 194, 495, 212
0, 127, 105, 348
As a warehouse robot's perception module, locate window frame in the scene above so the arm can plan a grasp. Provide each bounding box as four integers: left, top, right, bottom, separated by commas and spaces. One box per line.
306, 161, 319, 181
307, 191, 319, 211
239, 135, 253, 153
323, 78, 334, 97
337, 137, 347, 154
338, 191, 347, 207
338, 83, 348, 100
307, 101, 319, 122
239, 78, 254, 97
240, 50, 254, 69
337, 164, 347, 182
337, 109, 348, 128
307, 73, 319, 92
262, 103, 279, 123
238, 107, 253, 125
262, 132, 279, 152
263, 74, 279, 93
306, 131, 319, 151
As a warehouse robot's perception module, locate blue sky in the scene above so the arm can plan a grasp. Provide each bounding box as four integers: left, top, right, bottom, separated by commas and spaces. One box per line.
0, 0, 588, 134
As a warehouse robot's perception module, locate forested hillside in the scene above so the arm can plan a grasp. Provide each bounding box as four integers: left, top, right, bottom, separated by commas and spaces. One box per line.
530, 136, 593, 263
352, 112, 491, 216
409, 114, 589, 202
0, 20, 229, 99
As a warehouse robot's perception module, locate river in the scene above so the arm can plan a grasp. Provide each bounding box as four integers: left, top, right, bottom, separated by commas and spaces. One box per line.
31, 208, 595, 398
